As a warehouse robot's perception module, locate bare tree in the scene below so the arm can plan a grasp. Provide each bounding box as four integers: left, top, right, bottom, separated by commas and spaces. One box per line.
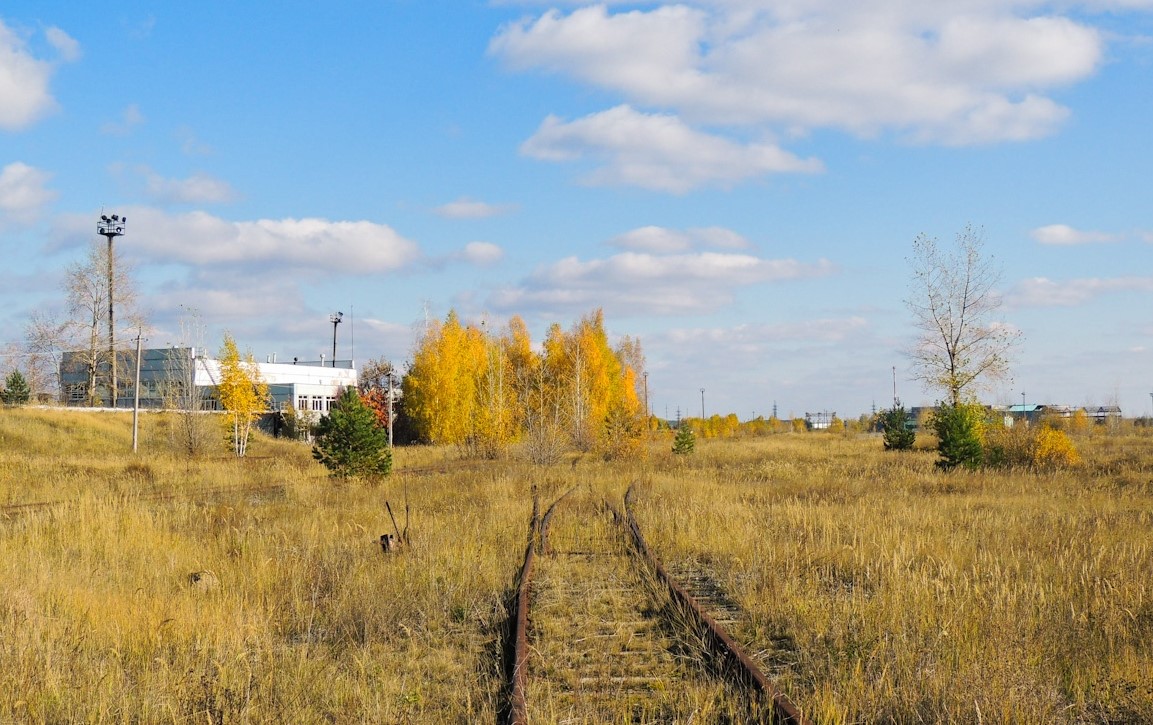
906, 225, 1020, 405
60, 241, 142, 406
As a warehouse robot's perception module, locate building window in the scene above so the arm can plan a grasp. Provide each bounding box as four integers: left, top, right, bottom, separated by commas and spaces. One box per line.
65, 383, 86, 404
311, 397, 323, 412
298, 396, 308, 410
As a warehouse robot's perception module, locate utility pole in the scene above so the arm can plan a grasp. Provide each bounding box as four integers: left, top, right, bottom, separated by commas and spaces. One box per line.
132, 331, 143, 453
700, 388, 705, 420
643, 371, 649, 418
330, 311, 343, 367
387, 370, 396, 448
892, 365, 898, 407
98, 213, 126, 406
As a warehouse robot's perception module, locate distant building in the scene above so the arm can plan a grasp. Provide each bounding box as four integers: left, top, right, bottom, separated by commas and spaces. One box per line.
59, 347, 357, 413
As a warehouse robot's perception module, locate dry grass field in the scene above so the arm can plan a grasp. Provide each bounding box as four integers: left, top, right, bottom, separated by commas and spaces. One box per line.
1, 407, 1150, 723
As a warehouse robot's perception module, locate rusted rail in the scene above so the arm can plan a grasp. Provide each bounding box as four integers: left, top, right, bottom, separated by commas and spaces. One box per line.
506, 489, 540, 725
0, 481, 287, 519
622, 484, 811, 725
504, 484, 811, 723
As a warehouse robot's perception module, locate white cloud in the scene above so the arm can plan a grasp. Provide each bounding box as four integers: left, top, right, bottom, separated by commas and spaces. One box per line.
0, 162, 56, 222
117, 208, 422, 275
458, 241, 505, 266
434, 197, 516, 219
45, 27, 81, 62
143, 169, 237, 204
609, 225, 750, 252
491, 250, 834, 315
1030, 223, 1117, 245
665, 317, 870, 348
1008, 275, 1153, 307
0, 21, 60, 130
492, 2, 1109, 147
521, 105, 823, 192
101, 104, 145, 135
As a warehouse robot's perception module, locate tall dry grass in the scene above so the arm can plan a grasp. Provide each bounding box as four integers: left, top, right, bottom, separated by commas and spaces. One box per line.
2, 409, 1151, 721
635, 429, 1153, 723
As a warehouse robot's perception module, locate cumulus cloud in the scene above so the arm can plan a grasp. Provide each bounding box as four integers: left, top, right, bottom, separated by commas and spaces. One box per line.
1008, 275, 1153, 307
45, 27, 81, 62
0, 162, 56, 222
1030, 223, 1117, 245
457, 241, 505, 266
142, 169, 237, 204
490, 250, 834, 315
665, 317, 870, 348
492, 2, 1112, 152
435, 197, 517, 219
101, 104, 145, 135
609, 225, 750, 252
0, 21, 65, 130
522, 105, 823, 192
116, 208, 421, 275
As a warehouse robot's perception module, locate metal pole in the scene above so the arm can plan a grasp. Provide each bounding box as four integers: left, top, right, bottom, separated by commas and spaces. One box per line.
700, 388, 705, 420
643, 372, 649, 418
132, 331, 142, 453
108, 236, 116, 406
387, 372, 395, 448
330, 312, 343, 367
97, 214, 125, 407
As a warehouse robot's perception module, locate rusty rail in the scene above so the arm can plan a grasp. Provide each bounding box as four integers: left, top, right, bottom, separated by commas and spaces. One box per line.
0, 482, 287, 519
621, 484, 811, 725
506, 489, 540, 725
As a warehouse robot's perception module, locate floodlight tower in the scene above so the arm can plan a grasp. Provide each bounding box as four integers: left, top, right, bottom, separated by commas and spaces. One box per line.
330, 312, 343, 367
97, 213, 126, 405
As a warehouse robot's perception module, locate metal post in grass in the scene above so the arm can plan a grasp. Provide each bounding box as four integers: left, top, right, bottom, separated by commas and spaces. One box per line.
132, 331, 143, 453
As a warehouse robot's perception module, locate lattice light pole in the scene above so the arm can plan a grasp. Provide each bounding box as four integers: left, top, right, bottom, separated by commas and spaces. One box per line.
97, 213, 126, 406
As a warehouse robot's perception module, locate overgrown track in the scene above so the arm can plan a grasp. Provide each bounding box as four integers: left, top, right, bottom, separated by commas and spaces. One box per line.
0, 482, 287, 519
505, 485, 810, 724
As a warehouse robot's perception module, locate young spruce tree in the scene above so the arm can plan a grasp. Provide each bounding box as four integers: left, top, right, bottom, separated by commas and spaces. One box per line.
313, 386, 392, 478
672, 423, 695, 455
1, 370, 32, 405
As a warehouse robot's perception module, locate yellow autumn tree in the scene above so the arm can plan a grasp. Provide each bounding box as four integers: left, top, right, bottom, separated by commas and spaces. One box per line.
403, 311, 481, 445
217, 333, 269, 457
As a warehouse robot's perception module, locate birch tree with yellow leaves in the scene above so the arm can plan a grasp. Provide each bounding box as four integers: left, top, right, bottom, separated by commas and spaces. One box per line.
217, 333, 269, 457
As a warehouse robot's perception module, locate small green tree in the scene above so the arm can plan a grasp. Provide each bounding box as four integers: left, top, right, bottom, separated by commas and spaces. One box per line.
313, 387, 392, 478
1, 370, 32, 405
672, 423, 695, 455
931, 402, 984, 470
881, 406, 915, 451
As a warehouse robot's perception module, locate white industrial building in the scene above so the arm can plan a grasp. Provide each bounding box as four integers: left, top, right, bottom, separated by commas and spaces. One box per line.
60, 347, 357, 413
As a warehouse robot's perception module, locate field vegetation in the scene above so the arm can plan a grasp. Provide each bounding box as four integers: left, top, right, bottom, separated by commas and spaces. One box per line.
1, 407, 1151, 722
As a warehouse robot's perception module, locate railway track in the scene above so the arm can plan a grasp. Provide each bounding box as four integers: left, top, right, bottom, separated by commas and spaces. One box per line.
507, 484, 809, 724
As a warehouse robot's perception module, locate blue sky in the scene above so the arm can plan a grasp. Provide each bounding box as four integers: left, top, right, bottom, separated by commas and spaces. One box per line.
2, 1, 1152, 420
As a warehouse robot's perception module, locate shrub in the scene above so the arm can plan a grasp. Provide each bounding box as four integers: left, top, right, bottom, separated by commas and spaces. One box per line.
1, 370, 31, 405
880, 406, 915, 451
312, 387, 392, 478
672, 423, 695, 455
1032, 426, 1081, 468
931, 403, 984, 471
985, 421, 1082, 470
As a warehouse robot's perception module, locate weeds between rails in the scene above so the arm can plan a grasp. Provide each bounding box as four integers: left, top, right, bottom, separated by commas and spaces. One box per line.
505, 484, 810, 724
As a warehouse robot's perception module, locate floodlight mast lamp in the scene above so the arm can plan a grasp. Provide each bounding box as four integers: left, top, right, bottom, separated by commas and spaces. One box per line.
330, 312, 343, 368
97, 214, 126, 406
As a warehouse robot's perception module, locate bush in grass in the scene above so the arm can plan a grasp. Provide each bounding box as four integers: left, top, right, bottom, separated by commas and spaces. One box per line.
672, 423, 695, 455
985, 420, 1081, 469
931, 402, 985, 471
1, 370, 31, 405
1032, 426, 1081, 468
880, 406, 915, 451
312, 387, 392, 478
